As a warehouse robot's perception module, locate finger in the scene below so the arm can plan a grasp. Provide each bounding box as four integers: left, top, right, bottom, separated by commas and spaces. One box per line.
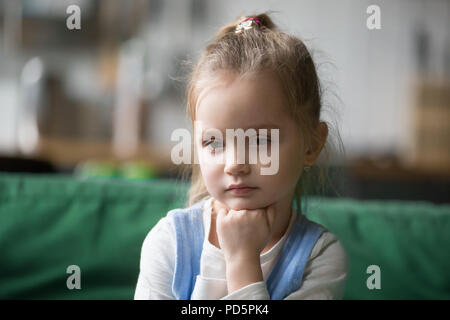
215, 200, 229, 212
227, 209, 243, 219
213, 200, 228, 217
217, 208, 227, 219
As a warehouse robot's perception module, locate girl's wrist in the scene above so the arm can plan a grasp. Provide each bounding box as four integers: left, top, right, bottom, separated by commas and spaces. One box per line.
224, 252, 260, 266
225, 255, 263, 294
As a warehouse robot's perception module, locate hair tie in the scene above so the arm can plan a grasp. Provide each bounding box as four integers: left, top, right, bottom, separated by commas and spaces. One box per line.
235, 17, 267, 34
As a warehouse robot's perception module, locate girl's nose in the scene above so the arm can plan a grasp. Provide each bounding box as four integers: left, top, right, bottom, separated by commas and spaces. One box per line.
223, 139, 251, 176
224, 148, 251, 176
224, 162, 250, 176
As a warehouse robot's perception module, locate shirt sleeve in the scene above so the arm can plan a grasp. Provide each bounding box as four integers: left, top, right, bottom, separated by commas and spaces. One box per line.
134, 217, 177, 300
218, 231, 349, 300
285, 232, 349, 300
220, 281, 271, 300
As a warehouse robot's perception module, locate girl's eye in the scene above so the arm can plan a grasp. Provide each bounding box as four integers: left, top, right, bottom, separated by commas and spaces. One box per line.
202, 136, 270, 150
203, 139, 223, 151
250, 136, 271, 145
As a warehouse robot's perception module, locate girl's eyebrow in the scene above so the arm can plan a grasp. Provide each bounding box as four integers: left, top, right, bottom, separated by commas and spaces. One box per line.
245, 123, 280, 130
202, 123, 279, 135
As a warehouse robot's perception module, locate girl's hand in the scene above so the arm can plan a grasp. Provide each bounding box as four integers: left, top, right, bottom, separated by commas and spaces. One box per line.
215, 202, 276, 263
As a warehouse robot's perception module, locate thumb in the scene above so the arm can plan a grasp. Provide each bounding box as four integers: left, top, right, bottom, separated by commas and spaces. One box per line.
266, 203, 276, 230
216, 208, 228, 241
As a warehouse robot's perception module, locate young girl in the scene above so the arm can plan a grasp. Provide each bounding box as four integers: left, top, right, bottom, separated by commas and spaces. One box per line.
135, 13, 348, 300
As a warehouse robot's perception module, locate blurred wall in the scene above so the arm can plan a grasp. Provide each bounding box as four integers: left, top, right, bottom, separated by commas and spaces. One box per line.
130, 0, 450, 165
0, 0, 449, 168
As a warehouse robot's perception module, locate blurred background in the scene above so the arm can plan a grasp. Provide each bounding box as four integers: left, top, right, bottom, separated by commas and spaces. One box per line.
0, 0, 449, 203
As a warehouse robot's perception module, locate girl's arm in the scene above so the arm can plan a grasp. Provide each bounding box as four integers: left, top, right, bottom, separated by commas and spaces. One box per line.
215, 205, 276, 296
134, 217, 176, 300
219, 232, 348, 300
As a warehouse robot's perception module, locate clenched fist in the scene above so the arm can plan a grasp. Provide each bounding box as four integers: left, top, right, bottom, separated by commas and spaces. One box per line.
215, 201, 276, 263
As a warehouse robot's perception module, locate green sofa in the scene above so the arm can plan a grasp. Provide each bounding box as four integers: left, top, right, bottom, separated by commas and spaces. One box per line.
1, 173, 449, 299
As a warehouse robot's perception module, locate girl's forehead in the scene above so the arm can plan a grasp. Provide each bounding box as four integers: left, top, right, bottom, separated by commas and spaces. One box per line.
196, 73, 288, 123
196, 101, 286, 134
198, 122, 280, 136
195, 105, 292, 138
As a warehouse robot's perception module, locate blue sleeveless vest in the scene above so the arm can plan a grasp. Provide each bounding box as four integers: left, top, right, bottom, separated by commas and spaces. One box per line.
167, 199, 325, 300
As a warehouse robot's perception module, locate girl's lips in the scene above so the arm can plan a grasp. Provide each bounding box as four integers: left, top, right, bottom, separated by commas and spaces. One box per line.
227, 187, 257, 195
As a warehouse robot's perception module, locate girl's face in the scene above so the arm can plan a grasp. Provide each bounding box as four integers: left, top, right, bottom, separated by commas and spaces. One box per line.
195, 71, 307, 211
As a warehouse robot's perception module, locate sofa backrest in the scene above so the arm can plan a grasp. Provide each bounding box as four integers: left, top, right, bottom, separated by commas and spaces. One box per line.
0, 173, 449, 299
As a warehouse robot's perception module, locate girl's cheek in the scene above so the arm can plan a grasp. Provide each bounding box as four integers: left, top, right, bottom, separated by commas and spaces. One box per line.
201, 163, 222, 183
199, 147, 226, 166
200, 168, 215, 191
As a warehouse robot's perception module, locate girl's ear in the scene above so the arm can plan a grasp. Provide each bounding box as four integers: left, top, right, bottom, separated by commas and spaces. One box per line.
304, 122, 328, 166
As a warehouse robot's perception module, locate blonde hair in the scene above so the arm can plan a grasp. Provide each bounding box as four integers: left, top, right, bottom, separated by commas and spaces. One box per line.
180, 12, 345, 213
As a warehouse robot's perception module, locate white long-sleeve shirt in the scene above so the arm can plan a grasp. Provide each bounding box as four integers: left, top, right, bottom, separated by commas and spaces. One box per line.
134, 197, 349, 300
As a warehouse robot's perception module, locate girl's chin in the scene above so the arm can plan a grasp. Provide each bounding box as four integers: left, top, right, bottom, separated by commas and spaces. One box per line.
220, 198, 266, 211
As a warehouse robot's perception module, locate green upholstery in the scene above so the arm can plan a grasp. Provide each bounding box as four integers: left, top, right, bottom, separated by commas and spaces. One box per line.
0, 173, 449, 299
